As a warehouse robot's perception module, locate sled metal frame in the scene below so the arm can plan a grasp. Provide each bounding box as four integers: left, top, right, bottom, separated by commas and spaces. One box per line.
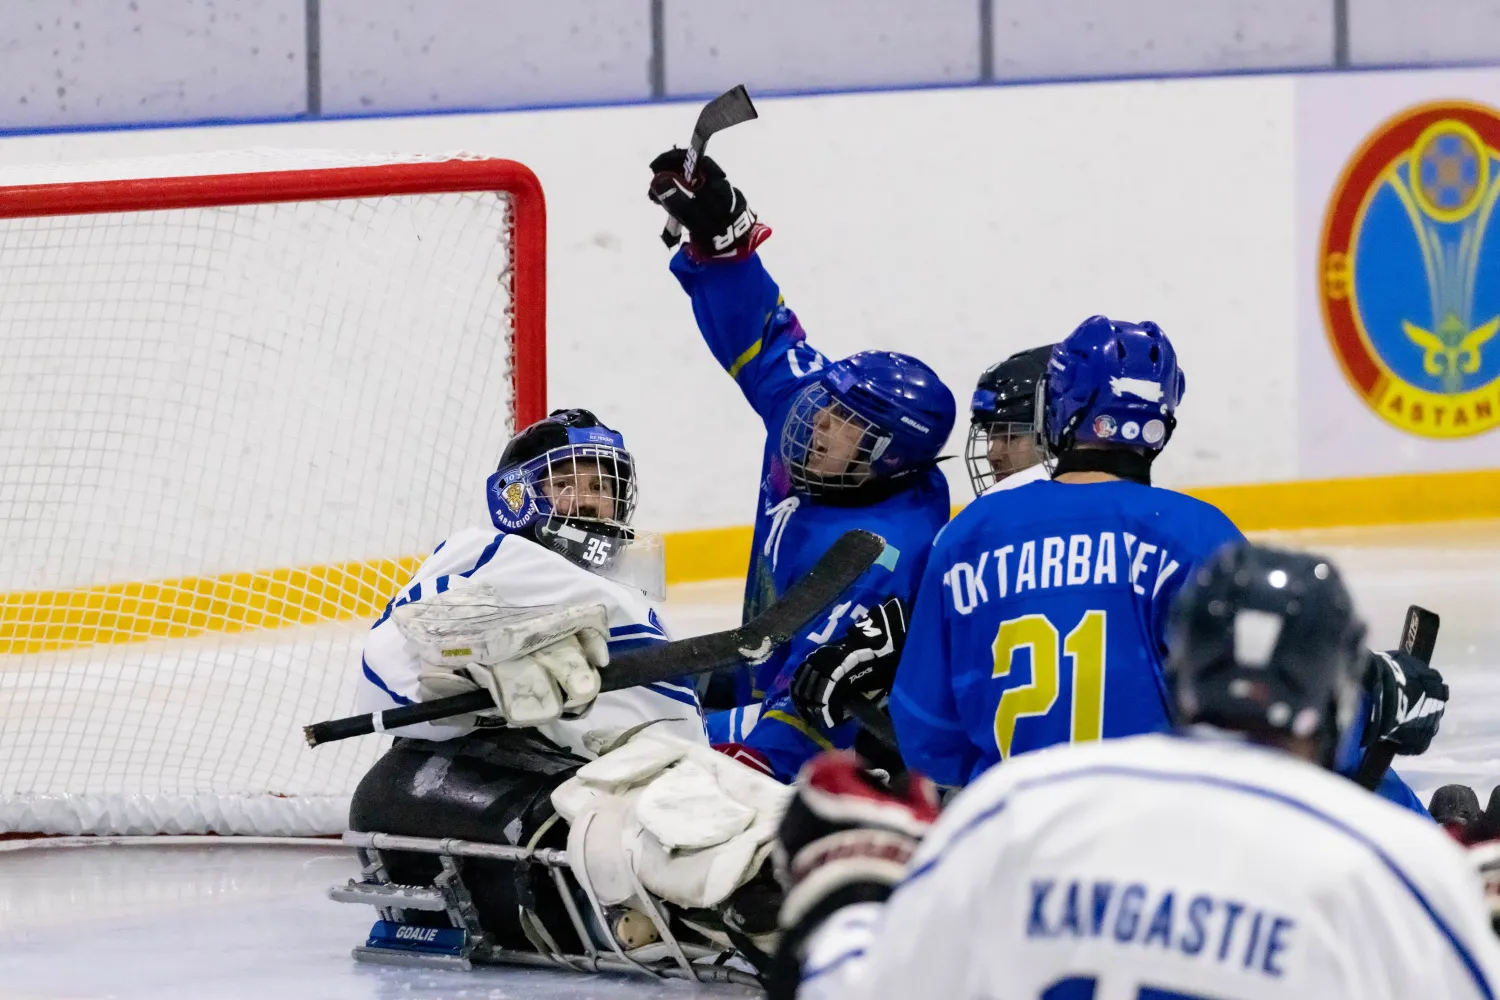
332, 830, 760, 987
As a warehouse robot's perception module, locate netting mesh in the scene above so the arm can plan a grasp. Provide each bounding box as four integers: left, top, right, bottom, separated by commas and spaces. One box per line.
0, 154, 530, 835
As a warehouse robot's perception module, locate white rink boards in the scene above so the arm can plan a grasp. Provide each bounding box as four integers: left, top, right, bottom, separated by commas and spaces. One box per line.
0, 528, 1496, 999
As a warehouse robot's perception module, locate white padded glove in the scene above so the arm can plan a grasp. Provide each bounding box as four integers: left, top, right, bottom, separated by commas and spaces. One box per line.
417, 628, 610, 727
396, 591, 610, 728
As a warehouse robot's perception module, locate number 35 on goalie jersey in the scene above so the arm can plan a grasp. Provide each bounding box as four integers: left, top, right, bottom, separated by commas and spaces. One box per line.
890, 479, 1244, 787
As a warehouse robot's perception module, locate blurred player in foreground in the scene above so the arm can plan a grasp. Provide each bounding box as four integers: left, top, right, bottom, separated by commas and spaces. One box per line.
964, 344, 1053, 495
771, 544, 1500, 1000
649, 149, 954, 780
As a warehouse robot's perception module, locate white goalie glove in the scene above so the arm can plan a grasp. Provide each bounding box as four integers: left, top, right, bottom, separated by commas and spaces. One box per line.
393, 583, 610, 728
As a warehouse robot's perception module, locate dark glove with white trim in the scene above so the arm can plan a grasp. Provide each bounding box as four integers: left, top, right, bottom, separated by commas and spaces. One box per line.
774, 752, 939, 936
1364, 649, 1448, 756
791, 597, 907, 731
647, 149, 768, 259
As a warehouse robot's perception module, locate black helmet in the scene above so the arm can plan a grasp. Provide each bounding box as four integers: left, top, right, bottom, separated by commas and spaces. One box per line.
965, 345, 1052, 495
1167, 542, 1367, 766
487, 408, 638, 571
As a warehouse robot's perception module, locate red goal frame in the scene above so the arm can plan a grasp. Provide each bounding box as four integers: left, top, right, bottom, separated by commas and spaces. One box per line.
0, 157, 547, 428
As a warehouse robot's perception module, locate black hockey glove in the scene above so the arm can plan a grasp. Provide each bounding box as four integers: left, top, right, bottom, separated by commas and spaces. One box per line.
1431, 783, 1500, 844
791, 597, 908, 731
1364, 649, 1448, 756
769, 752, 940, 1000
647, 149, 765, 259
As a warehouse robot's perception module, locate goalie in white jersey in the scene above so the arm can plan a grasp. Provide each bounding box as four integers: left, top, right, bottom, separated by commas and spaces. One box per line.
346, 409, 714, 959
770, 543, 1500, 1000
353, 406, 704, 751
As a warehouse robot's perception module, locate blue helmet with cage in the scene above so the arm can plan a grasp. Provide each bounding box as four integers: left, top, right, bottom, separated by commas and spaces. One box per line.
486, 408, 638, 570
779, 351, 956, 496
1041, 316, 1185, 458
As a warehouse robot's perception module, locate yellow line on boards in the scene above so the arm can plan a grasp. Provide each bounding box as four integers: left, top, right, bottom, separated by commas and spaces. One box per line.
1179, 467, 1500, 532
0, 556, 423, 655
660, 468, 1500, 583
4, 468, 1496, 653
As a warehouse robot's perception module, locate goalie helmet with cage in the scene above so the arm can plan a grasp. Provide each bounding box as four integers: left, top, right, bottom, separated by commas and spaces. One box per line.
487, 408, 639, 572
779, 351, 956, 497
965, 344, 1053, 494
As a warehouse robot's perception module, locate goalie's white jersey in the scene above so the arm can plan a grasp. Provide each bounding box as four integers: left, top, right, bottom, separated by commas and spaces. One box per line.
802, 733, 1500, 1000
357, 527, 707, 755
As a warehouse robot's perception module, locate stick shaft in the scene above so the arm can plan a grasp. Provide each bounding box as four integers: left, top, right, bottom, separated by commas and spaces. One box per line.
305, 529, 884, 747
659, 85, 757, 247
1355, 604, 1440, 791
843, 696, 898, 752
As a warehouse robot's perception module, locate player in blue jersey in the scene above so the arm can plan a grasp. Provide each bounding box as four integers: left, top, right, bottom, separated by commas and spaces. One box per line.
889, 316, 1446, 813
648, 149, 955, 781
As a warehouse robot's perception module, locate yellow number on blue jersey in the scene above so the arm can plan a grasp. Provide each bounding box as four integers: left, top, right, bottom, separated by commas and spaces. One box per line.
992, 610, 1107, 760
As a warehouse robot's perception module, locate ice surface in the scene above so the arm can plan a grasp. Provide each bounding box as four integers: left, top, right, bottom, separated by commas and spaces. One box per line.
0, 843, 757, 1000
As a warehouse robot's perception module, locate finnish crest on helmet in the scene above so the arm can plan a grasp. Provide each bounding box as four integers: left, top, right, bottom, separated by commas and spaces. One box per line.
489, 473, 538, 531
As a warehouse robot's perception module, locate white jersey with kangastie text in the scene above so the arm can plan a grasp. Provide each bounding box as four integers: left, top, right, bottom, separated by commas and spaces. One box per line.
800, 732, 1500, 1000
357, 527, 707, 756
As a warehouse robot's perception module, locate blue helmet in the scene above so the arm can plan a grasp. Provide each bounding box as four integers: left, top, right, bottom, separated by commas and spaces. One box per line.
780, 351, 956, 496
486, 408, 638, 570
1041, 316, 1185, 457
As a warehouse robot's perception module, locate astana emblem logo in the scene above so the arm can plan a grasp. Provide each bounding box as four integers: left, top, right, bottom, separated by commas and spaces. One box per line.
1321, 101, 1500, 438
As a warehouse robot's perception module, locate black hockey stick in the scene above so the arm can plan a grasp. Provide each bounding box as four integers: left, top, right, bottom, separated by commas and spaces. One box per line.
1354, 604, 1440, 791
843, 695, 899, 752
303, 529, 887, 747
660, 85, 759, 248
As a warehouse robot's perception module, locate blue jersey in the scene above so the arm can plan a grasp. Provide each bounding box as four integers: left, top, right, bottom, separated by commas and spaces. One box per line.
670, 248, 951, 780
890, 477, 1244, 788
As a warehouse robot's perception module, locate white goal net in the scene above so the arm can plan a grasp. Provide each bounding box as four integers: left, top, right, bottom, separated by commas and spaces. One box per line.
0, 150, 547, 836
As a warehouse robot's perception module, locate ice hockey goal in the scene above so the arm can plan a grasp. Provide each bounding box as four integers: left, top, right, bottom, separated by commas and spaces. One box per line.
0, 150, 546, 836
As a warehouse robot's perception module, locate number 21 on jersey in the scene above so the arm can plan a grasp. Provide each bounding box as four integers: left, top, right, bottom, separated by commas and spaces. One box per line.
992, 610, 1106, 759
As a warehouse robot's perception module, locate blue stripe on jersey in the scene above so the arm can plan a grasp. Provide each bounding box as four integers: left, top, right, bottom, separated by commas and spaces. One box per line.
611, 621, 667, 639
361, 655, 413, 707
902, 763, 1495, 1000
647, 681, 702, 709
609, 629, 667, 644
802, 948, 866, 983
373, 533, 509, 629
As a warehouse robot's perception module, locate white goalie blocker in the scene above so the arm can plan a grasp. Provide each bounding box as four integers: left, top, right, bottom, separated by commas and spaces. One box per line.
391, 584, 611, 728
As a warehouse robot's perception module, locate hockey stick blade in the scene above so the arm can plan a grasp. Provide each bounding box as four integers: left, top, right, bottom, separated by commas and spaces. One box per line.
304, 528, 887, 747
660, 85, 758, 248
1355, 604, 1440, 791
